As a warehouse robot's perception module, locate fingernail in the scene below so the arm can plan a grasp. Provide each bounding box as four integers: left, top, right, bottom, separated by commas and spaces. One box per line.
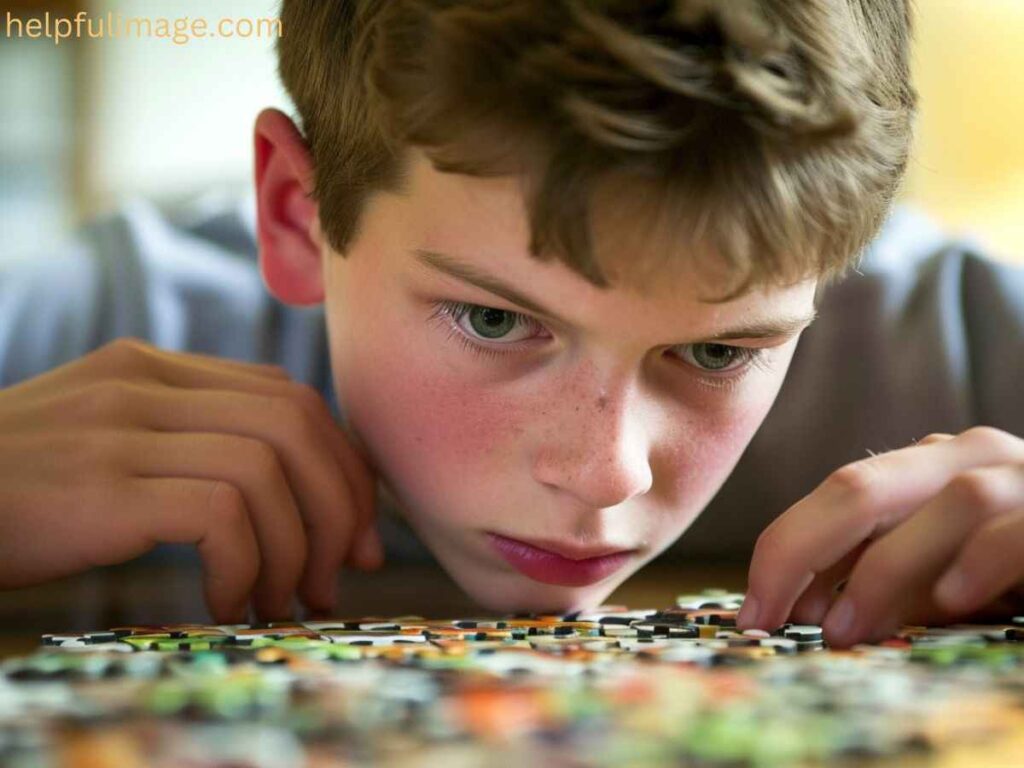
935, 569, 968, 609
824, 597, 856, 642
737, 595, 760, 628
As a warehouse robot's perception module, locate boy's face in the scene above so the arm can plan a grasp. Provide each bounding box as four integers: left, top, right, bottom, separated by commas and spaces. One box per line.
319, 149, 817, 613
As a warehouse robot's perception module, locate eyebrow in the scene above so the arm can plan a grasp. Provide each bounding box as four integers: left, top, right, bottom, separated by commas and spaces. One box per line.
412, 248, 817, 342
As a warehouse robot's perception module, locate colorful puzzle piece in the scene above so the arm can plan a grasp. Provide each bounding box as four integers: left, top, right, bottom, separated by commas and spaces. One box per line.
3, 589, 1024, 766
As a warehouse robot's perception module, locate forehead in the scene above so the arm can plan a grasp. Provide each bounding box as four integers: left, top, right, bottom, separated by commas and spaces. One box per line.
392, 148, 815, 330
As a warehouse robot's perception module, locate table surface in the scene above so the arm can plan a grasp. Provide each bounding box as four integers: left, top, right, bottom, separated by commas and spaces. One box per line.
0, 561, 748, 658
6, 563, 1024, 766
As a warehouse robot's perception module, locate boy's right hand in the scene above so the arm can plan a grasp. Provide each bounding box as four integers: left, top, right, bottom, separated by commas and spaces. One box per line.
0, 337, 383, 624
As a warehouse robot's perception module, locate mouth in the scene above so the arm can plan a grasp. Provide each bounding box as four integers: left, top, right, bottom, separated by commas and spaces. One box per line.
486, 532, 637, 587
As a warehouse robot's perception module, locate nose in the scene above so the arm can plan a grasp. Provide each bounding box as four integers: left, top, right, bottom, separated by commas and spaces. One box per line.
531, 383, 654, 510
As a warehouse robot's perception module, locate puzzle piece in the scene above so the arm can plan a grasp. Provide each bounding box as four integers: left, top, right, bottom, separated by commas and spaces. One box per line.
4, 589, 1024, 767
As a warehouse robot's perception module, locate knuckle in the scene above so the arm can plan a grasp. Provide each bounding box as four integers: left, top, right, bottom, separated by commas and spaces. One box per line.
961, 426, 1024, 458
238, 437, 283, 480
289, 381, 327, 417
751, 525, 785, 570
207, 481, 247, 526
917, 432, 953, 446
961, 425, 1004, 444
95, 337, 153, 374
944, 469, 1006, 515
265, 364, 291, 379
826, 461, 882, 501
107, 336, 146, 358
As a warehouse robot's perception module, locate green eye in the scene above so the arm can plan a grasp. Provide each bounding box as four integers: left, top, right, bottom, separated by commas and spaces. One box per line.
434, 300, 540, 351
467, 306, 517, 339
689, 343, 744, 371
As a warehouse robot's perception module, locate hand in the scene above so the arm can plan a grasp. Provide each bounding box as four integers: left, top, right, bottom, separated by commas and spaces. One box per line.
736, 427, 1024, 647
0, 338, 382, 623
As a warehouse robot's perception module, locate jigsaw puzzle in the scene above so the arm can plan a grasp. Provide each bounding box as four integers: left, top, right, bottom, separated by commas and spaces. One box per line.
3, 589, 1024, 767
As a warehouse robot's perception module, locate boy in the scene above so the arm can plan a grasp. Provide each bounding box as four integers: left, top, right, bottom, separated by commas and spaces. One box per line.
0, 0, 1022, 649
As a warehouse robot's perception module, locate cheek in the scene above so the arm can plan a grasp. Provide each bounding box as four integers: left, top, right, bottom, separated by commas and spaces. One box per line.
653, 371, 789, 514
369, 369, 521, 469
332, 324, 532, 517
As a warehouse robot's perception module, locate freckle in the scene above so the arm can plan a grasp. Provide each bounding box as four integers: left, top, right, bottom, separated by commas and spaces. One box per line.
596, 395, 608, 412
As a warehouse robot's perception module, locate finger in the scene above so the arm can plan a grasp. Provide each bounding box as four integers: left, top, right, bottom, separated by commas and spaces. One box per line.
914, 433, 954, 446
7, 338, 292, 408
126, 383, 362, 611
14, 337, 378, 593
935, 506, 1024, 615
105, 337, 293, 380
742, 431, 954, 628
80, 338, 294, 386
123, 431, 307, 620
104, 478, 260, 624
343, 478, 383, 570
149, 348, 292, 380
822, 463, 1024, 647
147, 356, 379, 563
276, 385, 381, 572
79, 360, 376, 581
742, 427, 1024, 631
785, 542, 868, 626
151, 479, 261, 624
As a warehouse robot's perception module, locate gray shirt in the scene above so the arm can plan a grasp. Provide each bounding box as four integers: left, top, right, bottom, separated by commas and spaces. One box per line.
2, 192, 1022, 564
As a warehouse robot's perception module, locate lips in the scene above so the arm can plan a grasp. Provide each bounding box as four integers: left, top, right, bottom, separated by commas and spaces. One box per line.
502, 536, 631, 561
487, 532, 636, 587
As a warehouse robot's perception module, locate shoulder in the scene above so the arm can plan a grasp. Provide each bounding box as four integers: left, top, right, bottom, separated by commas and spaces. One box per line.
858, 205, 953, 273
854, 204, 1023, 290
817, 205, 1024, 331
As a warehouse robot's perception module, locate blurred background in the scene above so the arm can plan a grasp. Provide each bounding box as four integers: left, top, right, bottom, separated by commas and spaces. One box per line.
1, 0, 1023, 264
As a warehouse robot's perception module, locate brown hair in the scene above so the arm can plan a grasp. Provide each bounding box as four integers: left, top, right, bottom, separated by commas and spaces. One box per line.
277, 0, 915, 299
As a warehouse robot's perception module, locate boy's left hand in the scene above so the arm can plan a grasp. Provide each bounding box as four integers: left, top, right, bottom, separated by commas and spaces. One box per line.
736, 426, 1024, 647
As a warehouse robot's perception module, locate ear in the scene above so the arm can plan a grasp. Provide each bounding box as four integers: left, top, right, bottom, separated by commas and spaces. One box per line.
253, 107, 324, 305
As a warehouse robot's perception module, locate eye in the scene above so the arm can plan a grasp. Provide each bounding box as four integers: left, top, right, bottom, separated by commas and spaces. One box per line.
460, 305, 532, 341
678, 343, 761, 372
431, 300, 542, 345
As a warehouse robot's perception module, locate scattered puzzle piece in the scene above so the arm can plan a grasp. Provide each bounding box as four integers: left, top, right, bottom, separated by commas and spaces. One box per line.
3, 588, 1024, 766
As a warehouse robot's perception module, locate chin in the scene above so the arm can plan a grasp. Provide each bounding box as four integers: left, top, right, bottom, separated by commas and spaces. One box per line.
437, 552, 639, 615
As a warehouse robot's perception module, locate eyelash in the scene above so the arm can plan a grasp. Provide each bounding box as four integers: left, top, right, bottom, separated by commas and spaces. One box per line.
427, 300, 537, 361
426, 299, 773, 389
